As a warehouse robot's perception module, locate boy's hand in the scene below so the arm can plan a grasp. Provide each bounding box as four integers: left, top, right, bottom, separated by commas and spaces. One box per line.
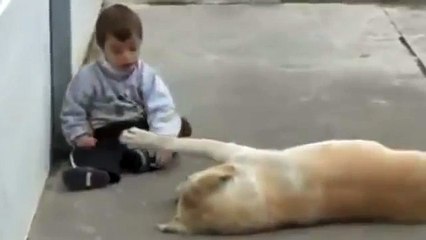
75, 135, 97, 148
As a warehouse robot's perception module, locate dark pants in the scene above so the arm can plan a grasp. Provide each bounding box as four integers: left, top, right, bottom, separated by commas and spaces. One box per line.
69, 117, 192, 183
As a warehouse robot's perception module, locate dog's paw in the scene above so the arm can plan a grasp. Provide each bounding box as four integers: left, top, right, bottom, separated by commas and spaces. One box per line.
157, 223, 170, 232
119, 127, 157, 149
156, 222, 188, 234
157, 223, 179, 233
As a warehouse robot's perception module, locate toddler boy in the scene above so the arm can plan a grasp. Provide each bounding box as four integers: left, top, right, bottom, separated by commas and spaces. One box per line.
61, 4, 192, 191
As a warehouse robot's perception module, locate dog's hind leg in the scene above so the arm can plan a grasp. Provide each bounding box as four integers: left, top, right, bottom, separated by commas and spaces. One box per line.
120, 127, 249, 162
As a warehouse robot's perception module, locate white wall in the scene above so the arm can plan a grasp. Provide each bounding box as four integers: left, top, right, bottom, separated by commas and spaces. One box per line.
0, 0, 51, 239
71, 0, 103, 75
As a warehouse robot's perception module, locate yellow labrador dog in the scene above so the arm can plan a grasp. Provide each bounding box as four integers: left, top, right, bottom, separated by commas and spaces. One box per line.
120, 127, 426, 235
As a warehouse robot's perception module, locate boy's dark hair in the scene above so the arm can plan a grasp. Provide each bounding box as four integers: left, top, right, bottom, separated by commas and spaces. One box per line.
95, 4, 143, 49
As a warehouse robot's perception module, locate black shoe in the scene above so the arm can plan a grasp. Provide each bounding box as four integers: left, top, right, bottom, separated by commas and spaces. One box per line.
179, 117, 192, 138
121, 149, 159, 173
62, 167, 110, 191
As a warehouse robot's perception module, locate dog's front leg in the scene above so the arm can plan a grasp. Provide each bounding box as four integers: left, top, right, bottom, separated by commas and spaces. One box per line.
120, 127, 248, 162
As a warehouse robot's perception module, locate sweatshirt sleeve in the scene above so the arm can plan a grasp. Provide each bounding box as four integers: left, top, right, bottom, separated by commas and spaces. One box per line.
60, 69, 94, 145
141, 67, 182, 136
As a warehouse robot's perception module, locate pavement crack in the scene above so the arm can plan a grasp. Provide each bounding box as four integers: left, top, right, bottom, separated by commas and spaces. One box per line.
382, 7, 426, 78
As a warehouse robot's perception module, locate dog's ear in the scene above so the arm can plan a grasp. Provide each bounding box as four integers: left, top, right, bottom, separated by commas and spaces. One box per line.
218, 164, 236, 177
202, 172, 233, 189
180, 164, 236, 209
219, 174, 232, 182
180, 173, 226, 209
217, 165, 236, 182
192, 165, 235, 194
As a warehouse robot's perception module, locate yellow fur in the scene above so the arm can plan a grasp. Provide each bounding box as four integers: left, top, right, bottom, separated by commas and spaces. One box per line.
120, 128, 426, 235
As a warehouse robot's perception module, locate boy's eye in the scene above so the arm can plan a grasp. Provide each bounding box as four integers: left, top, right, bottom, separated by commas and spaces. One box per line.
129, 46, 137, 52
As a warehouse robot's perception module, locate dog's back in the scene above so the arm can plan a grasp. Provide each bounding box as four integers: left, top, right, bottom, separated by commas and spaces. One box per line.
295, 140, 426, 222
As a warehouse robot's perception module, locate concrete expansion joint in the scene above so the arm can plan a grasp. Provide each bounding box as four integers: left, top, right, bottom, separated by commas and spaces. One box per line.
381, 7, 426, 78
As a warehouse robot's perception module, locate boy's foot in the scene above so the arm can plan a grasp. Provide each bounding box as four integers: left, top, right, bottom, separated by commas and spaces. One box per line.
121, 149, 158, 173
121, 117, 191, 172
62, 167, 110, 191
179, 117, 192, 138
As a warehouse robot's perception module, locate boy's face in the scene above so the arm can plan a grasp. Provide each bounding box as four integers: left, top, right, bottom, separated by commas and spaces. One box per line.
103, 34, 141, 71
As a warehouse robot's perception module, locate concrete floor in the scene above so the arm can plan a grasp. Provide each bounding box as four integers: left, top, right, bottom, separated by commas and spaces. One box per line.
29, 3, 426, 240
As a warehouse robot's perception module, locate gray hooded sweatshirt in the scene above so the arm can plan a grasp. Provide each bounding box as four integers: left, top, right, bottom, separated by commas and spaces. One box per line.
60, 59, 181, 145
